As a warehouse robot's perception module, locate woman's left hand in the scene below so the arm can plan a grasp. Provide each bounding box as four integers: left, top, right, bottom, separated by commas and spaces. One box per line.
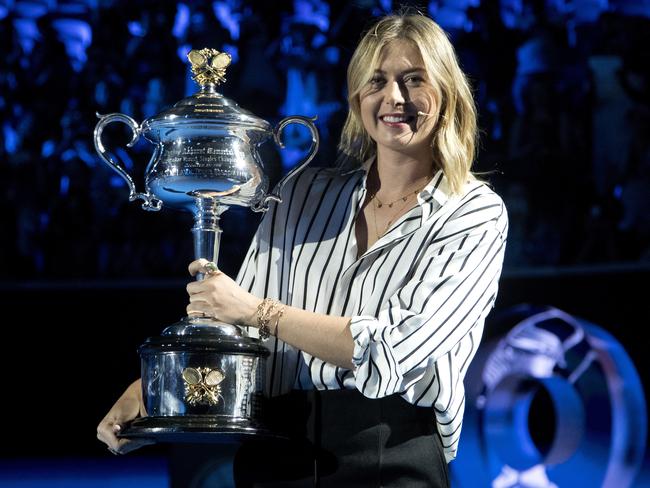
186, 259, 261, 326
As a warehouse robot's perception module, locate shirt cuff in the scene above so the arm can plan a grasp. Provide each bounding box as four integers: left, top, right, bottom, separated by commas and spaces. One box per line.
349, 315, 379, 368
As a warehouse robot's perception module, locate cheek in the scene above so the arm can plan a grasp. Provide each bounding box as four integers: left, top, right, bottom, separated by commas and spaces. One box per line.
414, 92, 440, 132
360, 96, 380, 130
414, 91, 438, 116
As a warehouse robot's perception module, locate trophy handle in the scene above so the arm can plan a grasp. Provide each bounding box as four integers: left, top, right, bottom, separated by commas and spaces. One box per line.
93, 113, 162, 211
252, 115, 320, 212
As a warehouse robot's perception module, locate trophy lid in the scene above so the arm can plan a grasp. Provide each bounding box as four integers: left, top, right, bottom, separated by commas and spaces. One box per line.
139, 316, 269, 356
141, 48, 271, 138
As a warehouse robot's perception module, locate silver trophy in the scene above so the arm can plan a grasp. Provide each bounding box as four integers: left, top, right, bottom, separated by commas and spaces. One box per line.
93, 48, 319, 441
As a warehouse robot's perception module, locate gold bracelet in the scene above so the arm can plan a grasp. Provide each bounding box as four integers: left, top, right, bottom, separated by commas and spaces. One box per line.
273, 304, 286, 338
256, 298, 280, 340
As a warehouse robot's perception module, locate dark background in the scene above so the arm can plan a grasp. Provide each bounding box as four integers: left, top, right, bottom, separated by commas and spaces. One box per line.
1, 0, 649, 485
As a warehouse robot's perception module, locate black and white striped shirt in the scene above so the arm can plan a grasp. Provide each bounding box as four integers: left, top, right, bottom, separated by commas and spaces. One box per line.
237, 164, 508, 461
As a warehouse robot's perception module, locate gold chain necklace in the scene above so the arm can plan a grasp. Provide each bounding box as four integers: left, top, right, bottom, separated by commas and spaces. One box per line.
369, 173, 431, 208
370, 179, 430, 238
371, 193, 412, 238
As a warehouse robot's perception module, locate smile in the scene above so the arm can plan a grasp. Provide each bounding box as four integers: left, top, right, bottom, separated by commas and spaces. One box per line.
379, 114, 416, 126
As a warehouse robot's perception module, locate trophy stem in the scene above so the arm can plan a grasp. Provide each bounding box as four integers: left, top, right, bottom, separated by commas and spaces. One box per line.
192, 198, 226, 278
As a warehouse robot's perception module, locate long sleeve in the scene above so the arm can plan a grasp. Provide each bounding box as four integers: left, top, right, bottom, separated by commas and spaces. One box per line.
349, 191, 508, 403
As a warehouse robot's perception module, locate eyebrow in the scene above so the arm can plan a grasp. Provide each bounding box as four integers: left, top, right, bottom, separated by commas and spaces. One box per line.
373, 68, 427, 76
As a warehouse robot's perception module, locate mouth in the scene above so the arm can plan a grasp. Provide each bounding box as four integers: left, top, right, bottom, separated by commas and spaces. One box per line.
379, 113, 417, 127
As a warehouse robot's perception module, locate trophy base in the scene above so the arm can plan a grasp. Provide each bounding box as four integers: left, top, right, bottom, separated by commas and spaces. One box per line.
120, 416, 281, 443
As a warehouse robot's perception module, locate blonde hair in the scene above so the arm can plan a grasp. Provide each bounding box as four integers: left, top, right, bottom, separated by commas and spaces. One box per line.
338, 13, 478, 195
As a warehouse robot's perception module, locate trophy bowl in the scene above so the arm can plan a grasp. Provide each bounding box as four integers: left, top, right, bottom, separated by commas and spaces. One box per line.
93, 48, 319, 442
127, 321, 271, 442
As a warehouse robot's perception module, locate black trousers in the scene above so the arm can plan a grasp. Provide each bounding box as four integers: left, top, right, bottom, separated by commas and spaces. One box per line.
234, 390, 450, 487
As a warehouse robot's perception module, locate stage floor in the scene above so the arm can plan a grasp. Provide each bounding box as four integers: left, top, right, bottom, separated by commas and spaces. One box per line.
0, 452, 648, 487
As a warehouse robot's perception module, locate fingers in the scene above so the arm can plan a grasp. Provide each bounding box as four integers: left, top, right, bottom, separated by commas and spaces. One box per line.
188, 259, 222, 277
186, 274, 218, 318
188, 259, 208, 276
186, 269, 225, 297
185, 264, 242, 323
97, 421, 154, 455
187, 300, 214, 318
114, 436, 155, 455
186, 290, 214, 317
97, 417, 121, 451
97, 379, 150, 455
188, 292, 210, 303
186, 280, 209, 295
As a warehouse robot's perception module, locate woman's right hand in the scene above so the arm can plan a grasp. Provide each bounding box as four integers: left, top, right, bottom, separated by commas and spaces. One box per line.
96, 379, 154, 454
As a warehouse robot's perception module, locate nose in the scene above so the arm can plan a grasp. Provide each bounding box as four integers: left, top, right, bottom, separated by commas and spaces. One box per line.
385, 80, 406, 107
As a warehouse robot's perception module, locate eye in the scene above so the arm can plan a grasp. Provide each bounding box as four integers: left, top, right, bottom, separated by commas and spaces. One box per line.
404, 75, 425, 85
369, 75, 386, 87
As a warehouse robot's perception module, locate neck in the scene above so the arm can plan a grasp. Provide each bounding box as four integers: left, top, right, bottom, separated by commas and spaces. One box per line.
371, 146, 434, 196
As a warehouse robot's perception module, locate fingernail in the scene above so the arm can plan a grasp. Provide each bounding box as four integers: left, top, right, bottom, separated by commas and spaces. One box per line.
113, 424, 121, 432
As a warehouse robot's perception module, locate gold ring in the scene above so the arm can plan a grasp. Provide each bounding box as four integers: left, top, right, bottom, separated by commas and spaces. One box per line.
204, 261, 219, 275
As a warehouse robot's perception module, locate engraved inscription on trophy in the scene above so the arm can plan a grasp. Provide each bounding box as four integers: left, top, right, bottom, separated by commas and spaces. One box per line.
159, 144, 251, 182
194, 103, 225, 114
178, 146, 238, 167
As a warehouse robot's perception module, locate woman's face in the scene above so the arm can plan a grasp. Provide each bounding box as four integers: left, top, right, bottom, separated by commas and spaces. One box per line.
359, 39, 438, 158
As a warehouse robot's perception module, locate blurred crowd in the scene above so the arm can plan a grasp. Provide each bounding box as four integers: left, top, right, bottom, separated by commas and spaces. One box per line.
1, 0, 649, 280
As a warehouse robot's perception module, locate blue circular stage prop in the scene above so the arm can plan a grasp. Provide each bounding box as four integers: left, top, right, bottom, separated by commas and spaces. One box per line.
453, 305, 647, 488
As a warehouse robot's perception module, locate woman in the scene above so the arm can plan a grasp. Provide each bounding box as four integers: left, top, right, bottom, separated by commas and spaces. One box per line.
98, 12, 508, 487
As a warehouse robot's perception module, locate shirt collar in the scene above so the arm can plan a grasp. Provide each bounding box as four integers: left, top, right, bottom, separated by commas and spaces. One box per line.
323, 156, 452, 208
360, 157, 375, 174
421, 169, 451, 207
360, 159, 451, 209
